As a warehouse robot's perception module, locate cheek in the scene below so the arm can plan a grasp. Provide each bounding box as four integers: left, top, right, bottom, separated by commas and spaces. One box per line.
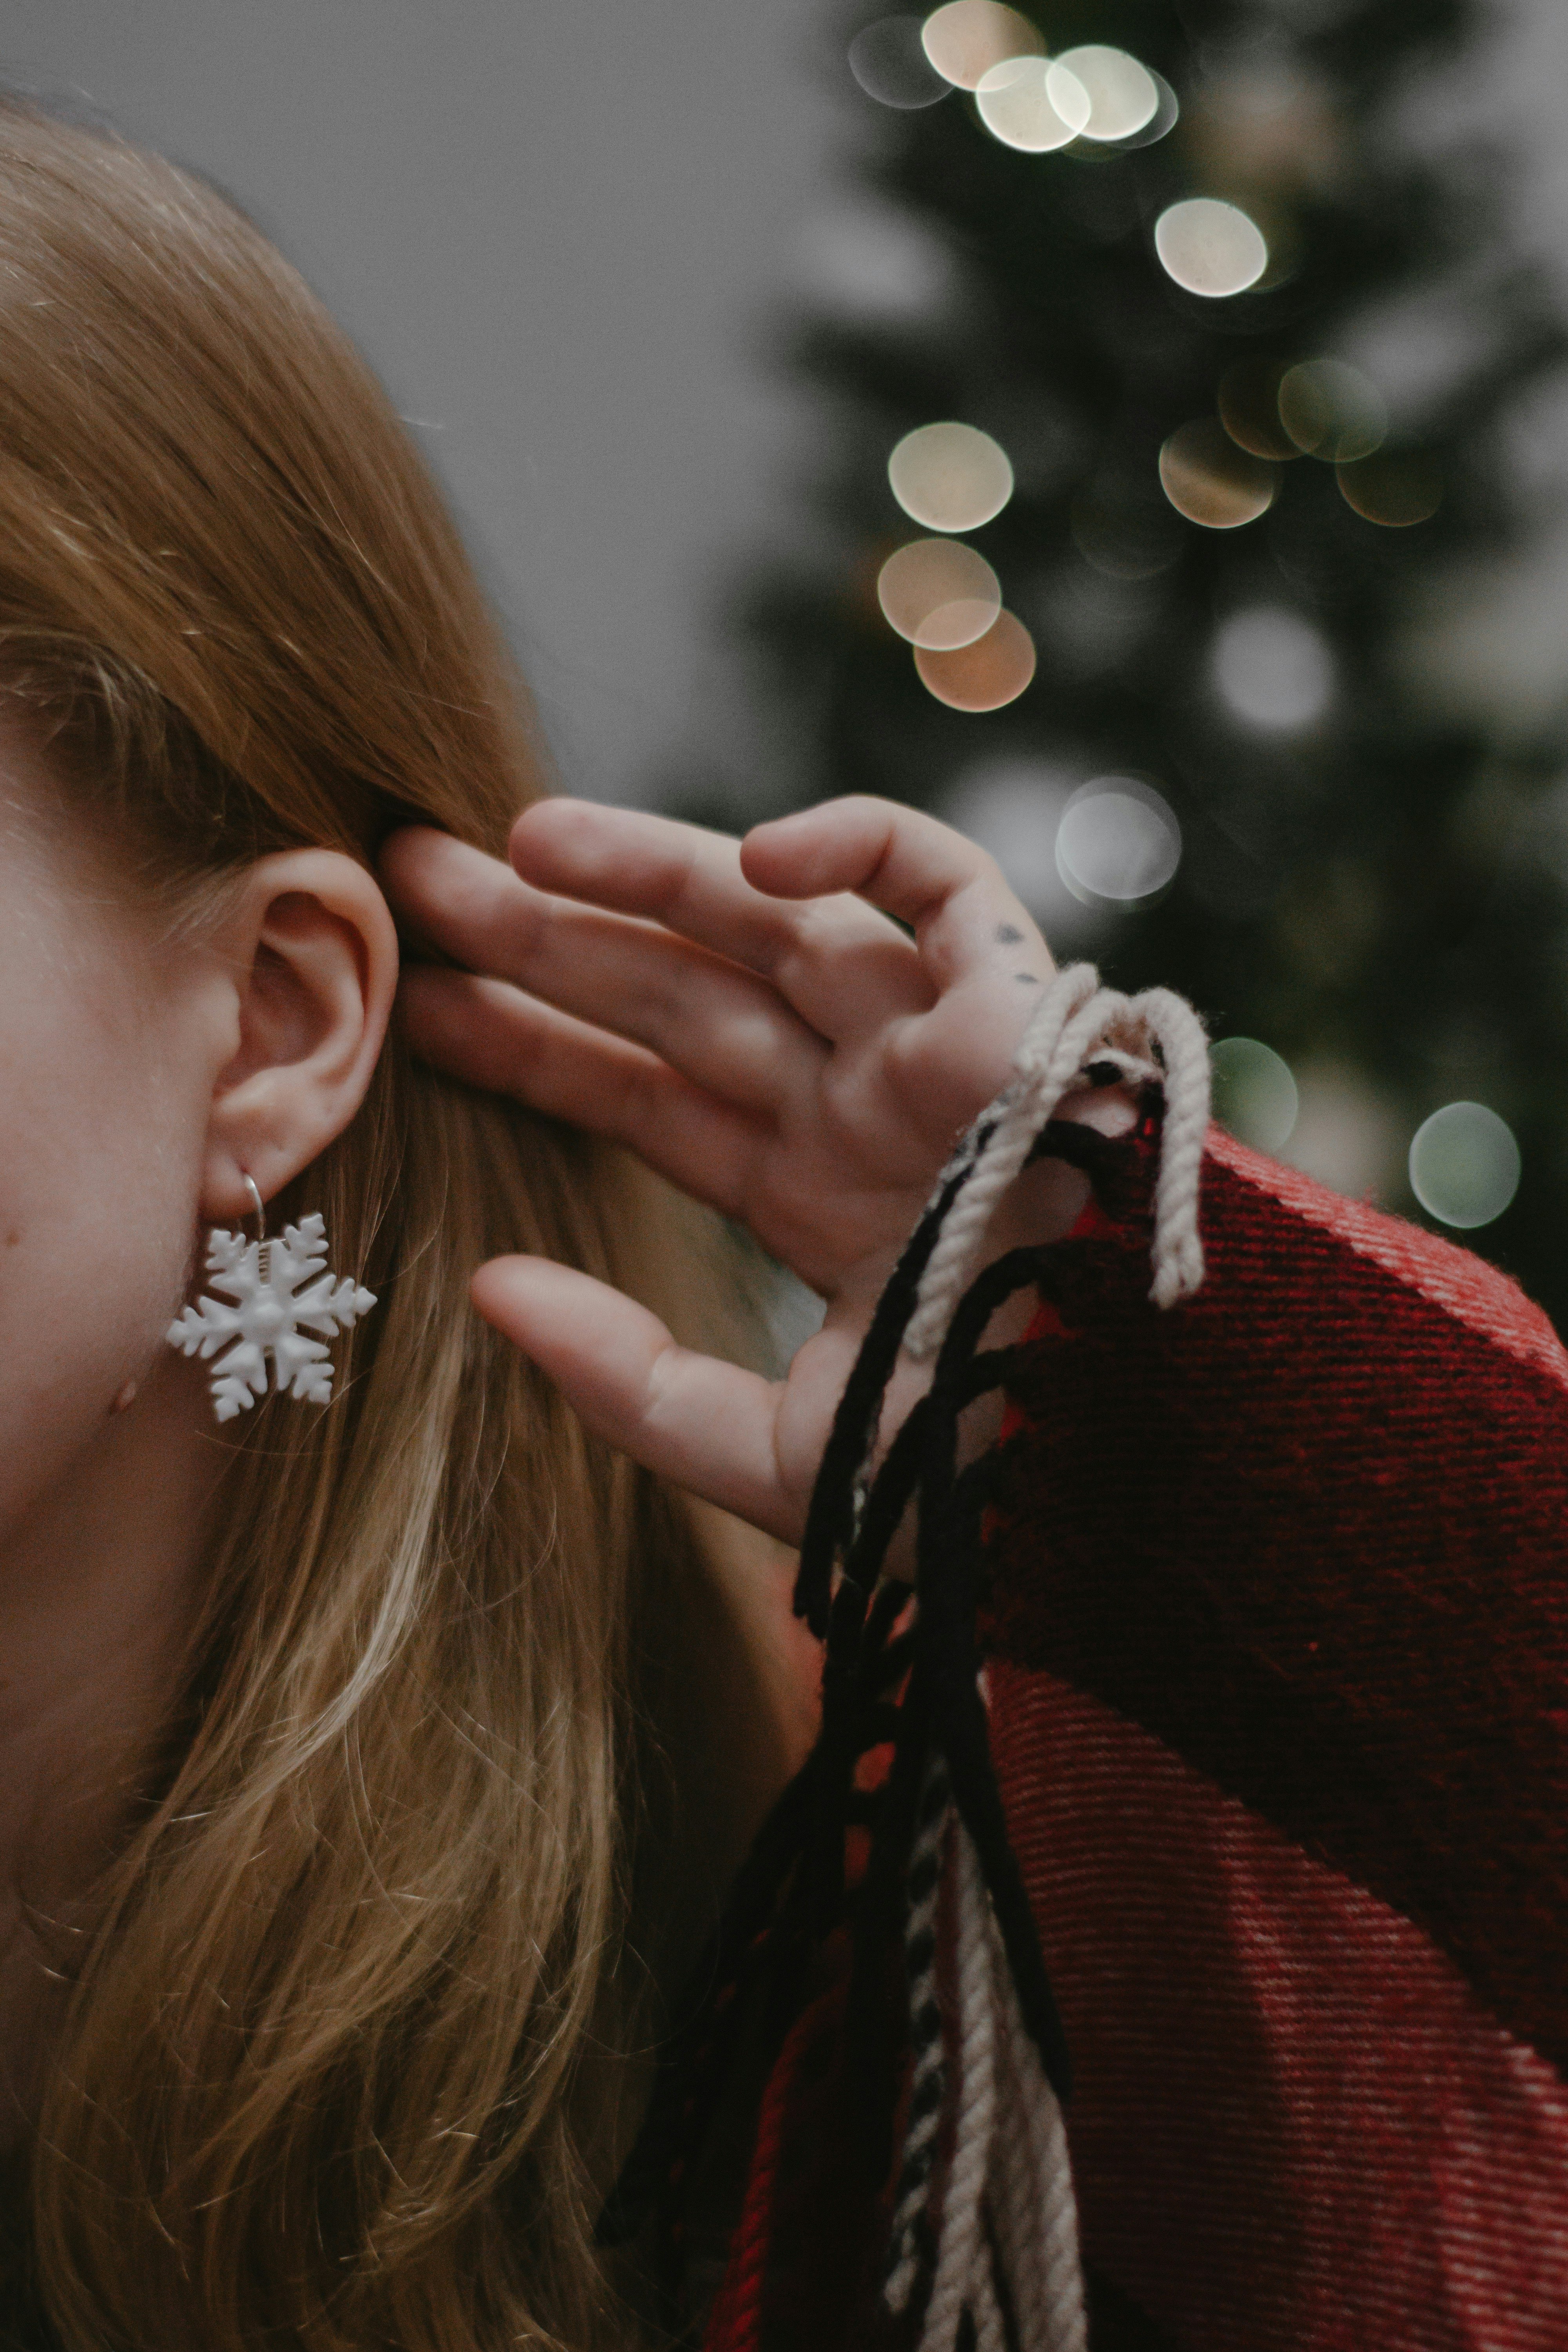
0, 953, 209, 1523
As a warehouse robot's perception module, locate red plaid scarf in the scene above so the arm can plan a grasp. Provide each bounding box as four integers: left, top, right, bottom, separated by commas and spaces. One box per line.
689, 1120, 1568, 2351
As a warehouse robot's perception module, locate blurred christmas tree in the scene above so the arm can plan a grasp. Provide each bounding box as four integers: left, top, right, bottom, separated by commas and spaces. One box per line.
705, 0, 1568, 1325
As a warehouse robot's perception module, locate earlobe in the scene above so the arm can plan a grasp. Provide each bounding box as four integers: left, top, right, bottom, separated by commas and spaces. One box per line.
200, 850, 398, 1223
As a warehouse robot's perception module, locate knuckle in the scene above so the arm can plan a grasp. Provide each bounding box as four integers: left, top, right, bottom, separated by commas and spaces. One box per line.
883, 1018, 934, 1089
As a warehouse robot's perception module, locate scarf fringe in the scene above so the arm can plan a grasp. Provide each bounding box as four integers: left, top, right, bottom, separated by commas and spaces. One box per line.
600, 967, 1210, 2352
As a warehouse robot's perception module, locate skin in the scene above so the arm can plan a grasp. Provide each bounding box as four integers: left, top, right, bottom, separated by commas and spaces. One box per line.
381, 793, 1118, 1541
0, 724, 396, 2141
0, 766, 1111, 2145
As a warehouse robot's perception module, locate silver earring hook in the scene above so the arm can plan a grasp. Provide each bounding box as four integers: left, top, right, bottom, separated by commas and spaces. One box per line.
241, 1172, 267, 1249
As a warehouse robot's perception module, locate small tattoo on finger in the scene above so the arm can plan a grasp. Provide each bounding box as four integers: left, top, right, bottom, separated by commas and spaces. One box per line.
995, 922, 1024, 945
1015, 971, 1040, 985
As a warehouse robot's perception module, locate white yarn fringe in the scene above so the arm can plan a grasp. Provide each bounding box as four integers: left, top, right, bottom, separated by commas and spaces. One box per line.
874, 968, 1191, 2340
971, 2250, 1010, 2352
917, 1823, 998, 2352
991, 1945, 1088, 2352
901, 1818, 1089, 2352
903, 963, 1210, 1362
884, 1757, 956, 2315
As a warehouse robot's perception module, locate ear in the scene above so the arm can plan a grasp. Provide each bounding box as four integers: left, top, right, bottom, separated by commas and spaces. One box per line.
200, 850, 399, 1223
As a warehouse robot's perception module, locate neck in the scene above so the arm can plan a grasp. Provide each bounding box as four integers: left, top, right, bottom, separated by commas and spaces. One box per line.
0, 1355, 223, 2148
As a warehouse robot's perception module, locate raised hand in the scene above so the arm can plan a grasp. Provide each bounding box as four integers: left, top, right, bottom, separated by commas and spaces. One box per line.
380, 796, 1089, 1543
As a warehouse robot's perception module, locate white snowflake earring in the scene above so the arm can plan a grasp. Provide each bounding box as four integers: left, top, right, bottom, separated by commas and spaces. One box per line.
167, 1173, 377, 1425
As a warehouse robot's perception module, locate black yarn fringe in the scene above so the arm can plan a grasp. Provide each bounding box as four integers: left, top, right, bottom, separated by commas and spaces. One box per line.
597, 1120, 1104, 2277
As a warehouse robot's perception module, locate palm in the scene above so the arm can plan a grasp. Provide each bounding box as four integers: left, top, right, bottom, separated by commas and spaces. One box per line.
382, 796, 1059, 1543
726, 1041, 980, 1294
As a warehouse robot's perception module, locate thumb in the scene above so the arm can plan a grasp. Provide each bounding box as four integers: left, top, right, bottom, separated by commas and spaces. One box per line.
471, 1257, 799, 1540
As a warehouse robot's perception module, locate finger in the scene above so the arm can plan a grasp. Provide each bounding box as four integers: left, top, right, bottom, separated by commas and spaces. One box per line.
509, 799, 927, 1041
399, 965, 760, 1220
472, 1256, 802, 1540
739, 795, 1054, 992
381, 824, 536, 966
382, 825, 826, 1112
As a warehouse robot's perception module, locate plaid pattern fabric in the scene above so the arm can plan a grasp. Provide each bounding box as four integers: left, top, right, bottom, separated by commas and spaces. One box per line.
700, 1124, 1568, 2350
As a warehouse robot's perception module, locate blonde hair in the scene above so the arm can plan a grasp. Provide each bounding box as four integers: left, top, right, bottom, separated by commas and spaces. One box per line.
0, 102, 775, 2349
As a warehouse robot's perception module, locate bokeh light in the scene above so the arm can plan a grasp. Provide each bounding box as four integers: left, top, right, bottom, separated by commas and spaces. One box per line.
941, 758, 1074, 919
888, 421, 1015, 531
1153, 199, 1268, 298
1113, 69, 1180, 148
1159, 419, 1278, 528
1054, 45, 1159, 141
1218, 358, 1299, 461
877, 537, 1002, 647
920, 0, 1043, 89
1282, 1064, 1403, 1201
1056, 777, 1181, 908
849, 16, 953, 107
1408, 1102, 1521, 1229
1210, 1036, 1299, 1153
975, 56, 1089, 151
914, 610, 1036, 709
1278, 358, 1388, 462
1211, 606, 1334, 731
1337, 451, 1442, 527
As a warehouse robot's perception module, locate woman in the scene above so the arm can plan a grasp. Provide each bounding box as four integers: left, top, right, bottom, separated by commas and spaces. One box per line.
0, 97, 1093, 2350
5, 95, 1564, 2352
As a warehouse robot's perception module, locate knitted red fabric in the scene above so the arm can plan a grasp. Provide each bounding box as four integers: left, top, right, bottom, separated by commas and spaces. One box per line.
702, 1126, 1568, 2350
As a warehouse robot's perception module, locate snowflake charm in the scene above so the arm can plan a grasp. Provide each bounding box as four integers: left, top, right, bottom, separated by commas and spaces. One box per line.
167, 1212, 377, 1423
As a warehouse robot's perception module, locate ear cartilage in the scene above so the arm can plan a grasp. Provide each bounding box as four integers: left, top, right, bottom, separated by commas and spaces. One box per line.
166, 1180, 376, 1425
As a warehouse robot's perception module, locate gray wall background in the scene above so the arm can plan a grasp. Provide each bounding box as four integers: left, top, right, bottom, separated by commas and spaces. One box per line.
0, 0, 1565, 811
0, 0, 849, 809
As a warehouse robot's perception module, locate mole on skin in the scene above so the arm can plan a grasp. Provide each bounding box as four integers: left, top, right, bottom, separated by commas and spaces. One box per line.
995, 922, 1024, 945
